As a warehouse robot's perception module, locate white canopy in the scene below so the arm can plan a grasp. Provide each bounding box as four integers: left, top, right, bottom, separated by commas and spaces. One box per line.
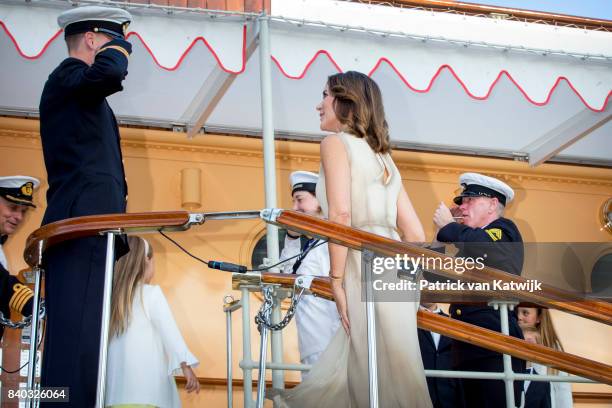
1, 0, 610, 165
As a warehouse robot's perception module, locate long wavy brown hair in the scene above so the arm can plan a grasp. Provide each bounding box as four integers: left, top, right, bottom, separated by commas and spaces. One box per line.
327, 71, 391, 154
537, 308, 564, 375
110, 236, 153, 338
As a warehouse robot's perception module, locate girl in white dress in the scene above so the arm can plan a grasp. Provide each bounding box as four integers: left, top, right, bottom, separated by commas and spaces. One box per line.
517, 307, 573, 408
276, 71, 432, 407
106, 236, 200, 408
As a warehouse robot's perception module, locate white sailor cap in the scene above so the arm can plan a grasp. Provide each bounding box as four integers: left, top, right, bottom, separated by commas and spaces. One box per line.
290, 171, 318, 195
454, 172, 514, 206
58, 6, 132, 39
0, 176, 40, 208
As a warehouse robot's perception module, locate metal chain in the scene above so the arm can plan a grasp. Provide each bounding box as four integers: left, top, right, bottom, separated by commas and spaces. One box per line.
255, 284, 306, 332
0, 301, 46, 330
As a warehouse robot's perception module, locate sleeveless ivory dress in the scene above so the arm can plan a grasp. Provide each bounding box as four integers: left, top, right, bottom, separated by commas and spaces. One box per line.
275, 132, 432, 407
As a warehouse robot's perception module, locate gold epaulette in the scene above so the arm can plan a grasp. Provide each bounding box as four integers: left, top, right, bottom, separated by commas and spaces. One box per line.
9, 283, 33, 314
97, 45, 130, 60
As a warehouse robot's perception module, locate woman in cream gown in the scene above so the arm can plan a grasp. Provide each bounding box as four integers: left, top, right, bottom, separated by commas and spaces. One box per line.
275, 71, 432, 407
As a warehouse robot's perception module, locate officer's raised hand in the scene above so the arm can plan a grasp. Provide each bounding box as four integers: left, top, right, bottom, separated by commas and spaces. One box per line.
433, 202, 454, 229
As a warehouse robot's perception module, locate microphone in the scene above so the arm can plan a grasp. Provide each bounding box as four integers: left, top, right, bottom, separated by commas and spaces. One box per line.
208, 261, 248, 274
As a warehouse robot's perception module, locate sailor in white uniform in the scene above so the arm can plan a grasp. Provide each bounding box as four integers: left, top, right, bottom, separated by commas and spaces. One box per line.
280, 171, 340, 376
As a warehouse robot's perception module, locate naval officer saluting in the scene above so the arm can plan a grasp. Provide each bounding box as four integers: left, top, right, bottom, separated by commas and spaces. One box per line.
38, 6, 132, 407
433, 172, 526, 408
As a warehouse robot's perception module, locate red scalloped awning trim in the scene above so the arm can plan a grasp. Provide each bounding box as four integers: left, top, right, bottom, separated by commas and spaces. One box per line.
0, 21, 63, 59
0, 21, 247, 74
272, 50, 611, 113
368, 57, 611, 112
125, 25, 247, 73
1, 20, 610, 112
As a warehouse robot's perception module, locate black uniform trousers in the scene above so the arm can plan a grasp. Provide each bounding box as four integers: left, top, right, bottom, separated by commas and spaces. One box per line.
455, 355, 525, 408
451, 306, 525, 408
39, 178, 127, 408
418, 319, 465, 408
524, 372, 552, 408
41, 236, 108, 407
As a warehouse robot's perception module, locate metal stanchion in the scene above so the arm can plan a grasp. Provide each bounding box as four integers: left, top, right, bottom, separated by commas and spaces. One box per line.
490, 300, 519, 408
224, 295, 242, 408
241, 287, 254, 408
270, 292, 284, 400
363, 249, 379, 408
255, 286, 274, 408
227, 309, 233, 408
95, 232, 116, 408
25, 260, 43, 408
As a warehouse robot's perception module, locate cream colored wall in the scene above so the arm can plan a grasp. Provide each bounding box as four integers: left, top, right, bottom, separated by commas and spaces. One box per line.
1, 117, 610, 406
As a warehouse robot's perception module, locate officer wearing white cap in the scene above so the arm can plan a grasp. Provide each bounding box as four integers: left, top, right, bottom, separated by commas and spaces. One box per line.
433, 172, 521, 259
279, 171, 340, 376
433, 172, 525, 408
38, 6, 132, 406
0, 176, 39, 340
58, 6, 132, 41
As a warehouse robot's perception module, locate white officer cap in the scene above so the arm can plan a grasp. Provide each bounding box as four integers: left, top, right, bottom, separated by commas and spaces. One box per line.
0, 176, 40, 208
454, 172, 514, 206
58, 6, 132, 39
290, 171, 318, 195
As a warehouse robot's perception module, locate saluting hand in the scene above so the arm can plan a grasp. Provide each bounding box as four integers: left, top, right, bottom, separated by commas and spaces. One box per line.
433, 202, 454, 229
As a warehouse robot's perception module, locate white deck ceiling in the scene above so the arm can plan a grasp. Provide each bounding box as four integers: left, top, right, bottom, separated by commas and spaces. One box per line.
0, 0, 610, 165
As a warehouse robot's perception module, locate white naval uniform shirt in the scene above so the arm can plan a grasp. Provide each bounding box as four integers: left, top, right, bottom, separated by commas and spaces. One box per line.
419, 305, 442, 349
280, 235, 340, 362
0, 242, 8, 270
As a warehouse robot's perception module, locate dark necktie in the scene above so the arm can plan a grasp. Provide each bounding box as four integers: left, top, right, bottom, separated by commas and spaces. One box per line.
292, 238, 319, 274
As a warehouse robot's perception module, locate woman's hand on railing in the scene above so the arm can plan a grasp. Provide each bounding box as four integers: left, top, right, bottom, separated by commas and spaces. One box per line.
181, 362, 201, 394
331, 277, 350, 335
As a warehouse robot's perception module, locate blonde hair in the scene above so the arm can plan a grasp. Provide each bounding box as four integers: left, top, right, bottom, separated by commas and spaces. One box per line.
110, 236, 153, 338
536, 308, 564, 375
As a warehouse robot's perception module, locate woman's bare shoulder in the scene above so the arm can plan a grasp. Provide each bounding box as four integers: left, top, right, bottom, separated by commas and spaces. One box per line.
321, 133, 346, 151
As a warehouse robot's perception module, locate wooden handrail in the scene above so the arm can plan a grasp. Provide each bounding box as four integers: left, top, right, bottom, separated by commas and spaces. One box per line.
572, 392, 612, 402
175, 376, 612, 402
268, 210, 612, 326
24, 210, 612, 325
367, 0, 612, 29
24, 211, 191, 267
21, 211, 612, 385
255, 272, 612, 385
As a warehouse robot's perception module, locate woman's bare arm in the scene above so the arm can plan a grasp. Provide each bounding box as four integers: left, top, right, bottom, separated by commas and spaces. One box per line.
321, 134, 351, 278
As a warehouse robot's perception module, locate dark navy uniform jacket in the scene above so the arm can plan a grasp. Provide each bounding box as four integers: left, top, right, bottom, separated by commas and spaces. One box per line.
524, 371, 552, 408
437, 217, 525, 363
418, 311, 465, 408
38, 39, 131, 407
0, 241, 33, 340
437, 217, 523, 276
39, 39, 131, 226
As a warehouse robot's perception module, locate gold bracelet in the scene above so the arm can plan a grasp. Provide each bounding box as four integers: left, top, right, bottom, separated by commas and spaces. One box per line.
330, 275, 343, 281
